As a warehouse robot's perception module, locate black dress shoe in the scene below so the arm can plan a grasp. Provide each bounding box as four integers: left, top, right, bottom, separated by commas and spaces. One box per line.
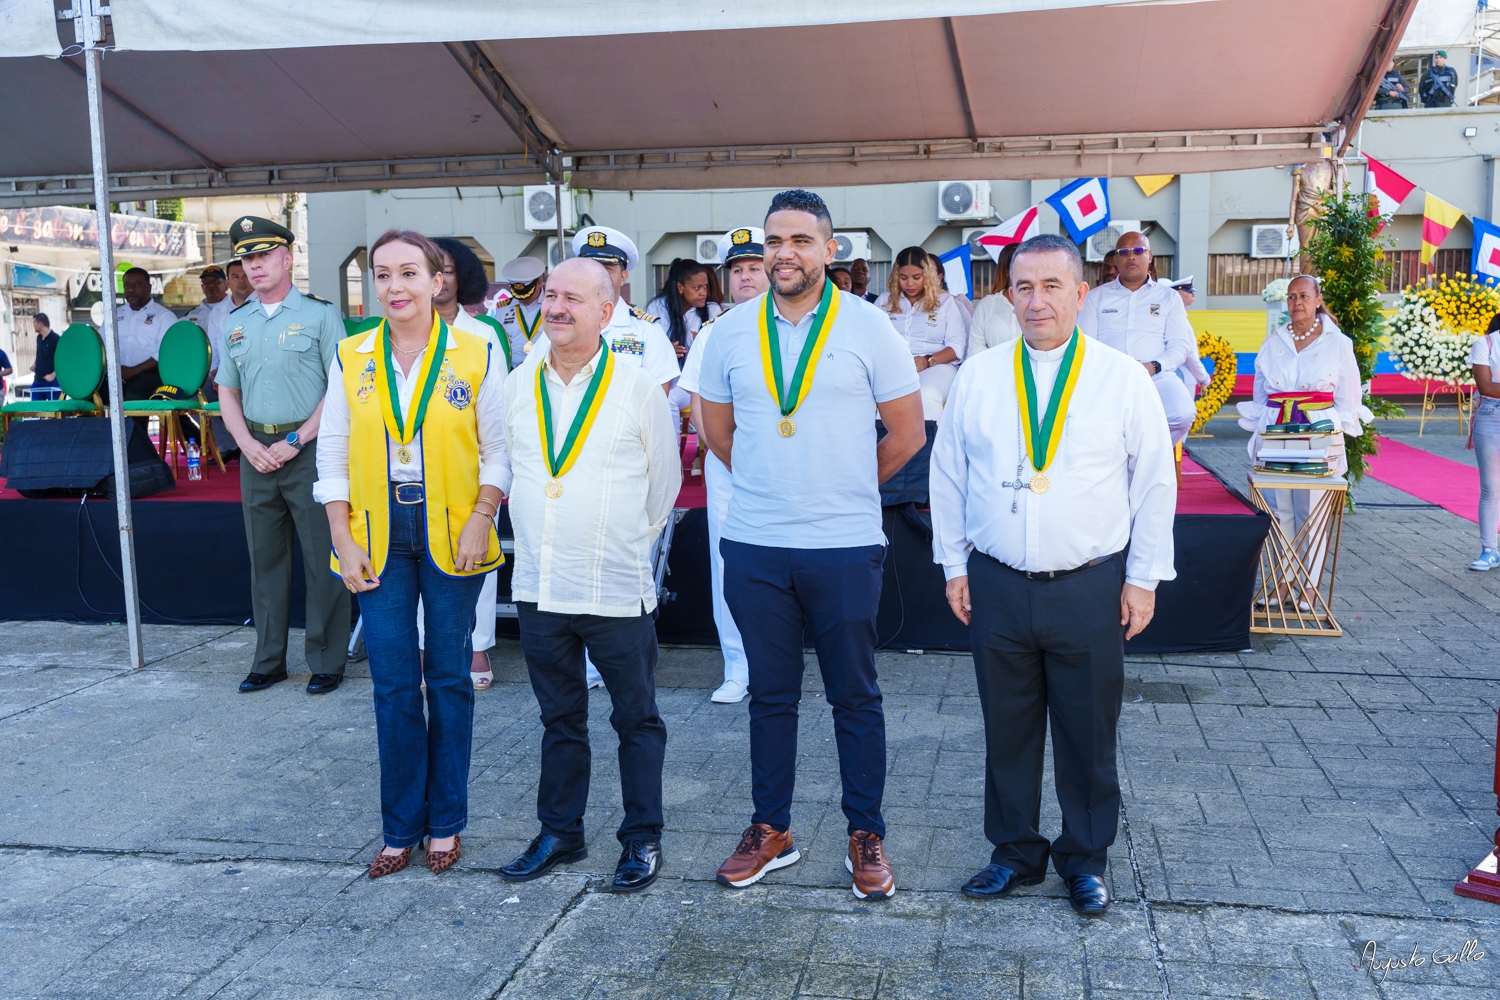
961, 863, 1045, 900
306, 673, 343, 694
239, 669, 288, 693
611, 840, 662, 893
1066, 873, 1111, 916
498, 833, 588, 882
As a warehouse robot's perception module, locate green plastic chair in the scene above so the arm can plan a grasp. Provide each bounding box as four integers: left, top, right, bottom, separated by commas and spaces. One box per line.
121, 320, 217, 478
0, 323, 104, 431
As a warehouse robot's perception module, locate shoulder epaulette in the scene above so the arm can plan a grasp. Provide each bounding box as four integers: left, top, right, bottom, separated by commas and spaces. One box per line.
306, 293, 334, 306
631, 306, 659, 323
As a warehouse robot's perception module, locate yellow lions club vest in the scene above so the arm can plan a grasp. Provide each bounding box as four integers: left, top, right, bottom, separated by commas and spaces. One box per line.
330, 322, 503, 579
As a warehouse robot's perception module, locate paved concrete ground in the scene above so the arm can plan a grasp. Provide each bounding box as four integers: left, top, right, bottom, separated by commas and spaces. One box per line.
3, 415, 1499, 998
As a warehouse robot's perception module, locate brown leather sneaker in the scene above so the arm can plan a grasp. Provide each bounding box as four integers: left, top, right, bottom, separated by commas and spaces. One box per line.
846, 830, 895, 900
716, 823, 801, 888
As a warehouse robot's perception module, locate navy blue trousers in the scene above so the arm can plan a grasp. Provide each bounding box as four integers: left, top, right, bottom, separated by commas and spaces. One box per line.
721, 539, 887, 838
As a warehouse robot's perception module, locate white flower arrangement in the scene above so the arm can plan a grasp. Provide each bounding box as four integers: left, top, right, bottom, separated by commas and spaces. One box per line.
1262, 278, 1292, 304
1385, 292, 1477, 386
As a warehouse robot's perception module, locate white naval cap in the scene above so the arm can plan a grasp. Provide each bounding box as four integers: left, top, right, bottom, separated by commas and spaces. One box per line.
717, 226, 765, 264
500, 256, 546, 284
571, 225, 640, 271
1166, 275, 1196, 291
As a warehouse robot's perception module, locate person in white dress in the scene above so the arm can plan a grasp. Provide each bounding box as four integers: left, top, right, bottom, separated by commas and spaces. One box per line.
1078, 232, 1197, 445
967, 243, 1022, 358
678, 227, 766, 703
646, 259, 722, 435
1236, 275, 1368, 609
874, 246, 967, 420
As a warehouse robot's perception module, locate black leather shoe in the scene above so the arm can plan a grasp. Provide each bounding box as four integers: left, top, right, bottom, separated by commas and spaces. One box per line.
611, 840, 662, 893
1066, 874, 1111, 916
498, 833, 588, 882
961, 863, 1044, 900
306, 673, 343, 694
239, 669, 288, 693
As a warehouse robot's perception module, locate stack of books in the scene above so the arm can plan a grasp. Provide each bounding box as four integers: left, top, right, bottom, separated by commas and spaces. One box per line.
1254, 423, 1338, 477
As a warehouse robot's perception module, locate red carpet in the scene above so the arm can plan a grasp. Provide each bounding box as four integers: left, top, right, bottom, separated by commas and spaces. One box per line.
1366, 438, 1479, 523
1178, 454, 1254, 515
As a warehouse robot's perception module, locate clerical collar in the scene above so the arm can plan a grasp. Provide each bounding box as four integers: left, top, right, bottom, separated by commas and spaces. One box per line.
1024, 339, 1070, 362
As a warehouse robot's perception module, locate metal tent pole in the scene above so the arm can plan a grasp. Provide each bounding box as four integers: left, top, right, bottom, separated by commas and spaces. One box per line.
76, 0, 144, 669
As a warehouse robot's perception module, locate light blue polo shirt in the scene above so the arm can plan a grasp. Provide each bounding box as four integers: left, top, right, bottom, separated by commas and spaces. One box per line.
698, 287, 920, 549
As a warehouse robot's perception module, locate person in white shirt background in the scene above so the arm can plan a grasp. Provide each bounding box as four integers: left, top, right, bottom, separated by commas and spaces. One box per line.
496, 256, 678, 894
185, 265, 235, 450
874, 246, 967, 420
1166, 275, 1211, 395
225, 258, 255, 309
1236, 274, 1367, 608
933, 259, 974, 328
678, 226, 767, 704
966, 243, 1022, 358
493, 256, 547, 362
1078, 231, 1197, 446
930, 232, 1175, 918
115, 266, 178, 416
647, 258, 722, 442
1468, 313, 1500, 571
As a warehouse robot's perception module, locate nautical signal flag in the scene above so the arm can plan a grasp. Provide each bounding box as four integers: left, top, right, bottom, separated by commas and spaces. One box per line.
1472, 217, 1500, 284
976, 205, 1041, 261
1046, 178, 1111, 243
937, 244, 973, 299
1363, 155, 1416, 230
1421, 192, 1465, 264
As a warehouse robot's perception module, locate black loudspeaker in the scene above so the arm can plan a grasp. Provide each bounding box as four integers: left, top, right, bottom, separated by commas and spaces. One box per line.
0, 418, 173, 499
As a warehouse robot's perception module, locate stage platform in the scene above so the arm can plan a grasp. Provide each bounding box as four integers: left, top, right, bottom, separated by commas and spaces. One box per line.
0, 448, 1268, 654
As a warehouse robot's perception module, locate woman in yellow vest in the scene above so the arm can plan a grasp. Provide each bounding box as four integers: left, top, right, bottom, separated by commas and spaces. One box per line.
314, 229, 511, 879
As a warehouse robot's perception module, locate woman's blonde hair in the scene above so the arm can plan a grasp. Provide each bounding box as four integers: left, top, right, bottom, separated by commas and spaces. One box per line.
370, 228, 445, 276
886, 246, 942, 316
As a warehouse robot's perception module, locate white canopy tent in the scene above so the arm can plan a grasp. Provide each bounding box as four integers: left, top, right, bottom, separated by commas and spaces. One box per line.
2, 0, 1418, 665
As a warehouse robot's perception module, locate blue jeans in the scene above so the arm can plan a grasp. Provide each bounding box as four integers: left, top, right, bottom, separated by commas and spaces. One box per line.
1475, 396, 1500, 550
358, 488, 485, 848
721, 539, 887, 839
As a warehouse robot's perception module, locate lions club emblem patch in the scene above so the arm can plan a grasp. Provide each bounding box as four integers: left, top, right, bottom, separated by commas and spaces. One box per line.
444, 379, 473, 410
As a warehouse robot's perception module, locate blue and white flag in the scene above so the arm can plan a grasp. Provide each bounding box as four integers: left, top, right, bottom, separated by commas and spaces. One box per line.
1473, 216, 1500, 285
1045, 177, 1111, 243
937, 244, 973, 299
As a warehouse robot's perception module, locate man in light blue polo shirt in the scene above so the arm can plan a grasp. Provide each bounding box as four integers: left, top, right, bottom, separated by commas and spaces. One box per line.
698, 189, 925, 900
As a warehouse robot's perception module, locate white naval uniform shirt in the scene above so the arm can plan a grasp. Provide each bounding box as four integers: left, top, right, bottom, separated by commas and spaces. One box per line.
929, 335, 1178, 590
115, 299, 178, 368
1079, 277, 1194, 373
502, 343, 680, 616
185, 296, 233, 373
494, 298, 545, 364
874, 291, 968, 366
528, 298, 680, 388
312, 327, 512, 504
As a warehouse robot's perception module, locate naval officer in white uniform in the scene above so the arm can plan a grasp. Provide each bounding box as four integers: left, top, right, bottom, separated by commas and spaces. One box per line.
1077, 231, 1196, 445
494, 256, 547, 363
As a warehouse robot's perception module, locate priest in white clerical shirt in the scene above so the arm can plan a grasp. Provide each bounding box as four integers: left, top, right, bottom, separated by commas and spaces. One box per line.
929, 233, 1177, 919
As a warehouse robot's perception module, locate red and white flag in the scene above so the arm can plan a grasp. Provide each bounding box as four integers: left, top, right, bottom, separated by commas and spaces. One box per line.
1364, 154, 1416, 228
976, 206, 1040, 261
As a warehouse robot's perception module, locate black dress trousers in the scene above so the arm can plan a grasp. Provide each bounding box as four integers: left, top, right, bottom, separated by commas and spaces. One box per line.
967, 550, 1126, 878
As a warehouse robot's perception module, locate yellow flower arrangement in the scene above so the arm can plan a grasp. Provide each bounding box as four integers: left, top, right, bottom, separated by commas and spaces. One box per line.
1412, 273, 1500, 337
1387, 273, 1500, 385
1192, 331, 1236, 433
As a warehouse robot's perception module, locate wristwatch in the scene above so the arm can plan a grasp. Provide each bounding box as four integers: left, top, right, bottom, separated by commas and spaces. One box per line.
1149, 361, 1162, 375
286, 430, 304, 451
924, 354, 935, 368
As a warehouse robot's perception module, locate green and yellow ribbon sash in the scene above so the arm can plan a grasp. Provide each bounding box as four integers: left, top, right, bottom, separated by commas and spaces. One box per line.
535, 337, 615, 482
1014, 328, 1085, 475
517, 302, 543, 343
376, 314, 448, 448
759, 277, 841, 426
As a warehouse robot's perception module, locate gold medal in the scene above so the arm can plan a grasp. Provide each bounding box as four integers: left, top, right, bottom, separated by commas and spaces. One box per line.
545, 480, 563, 499
397, 445, 412, 464
523, 341, 533, 353
1029, 473, 1049, 494
778, 417, 796, 437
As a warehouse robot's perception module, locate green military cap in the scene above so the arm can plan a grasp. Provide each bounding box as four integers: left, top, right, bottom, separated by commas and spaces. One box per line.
231, 215, 295, 257
1436, 50, 1448, 58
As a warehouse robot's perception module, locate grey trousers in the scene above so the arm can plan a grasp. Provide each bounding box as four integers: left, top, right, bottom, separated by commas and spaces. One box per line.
241, 430, 350, 676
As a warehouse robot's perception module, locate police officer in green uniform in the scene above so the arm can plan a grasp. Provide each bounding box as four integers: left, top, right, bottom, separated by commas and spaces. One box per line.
216, 216, 350, 694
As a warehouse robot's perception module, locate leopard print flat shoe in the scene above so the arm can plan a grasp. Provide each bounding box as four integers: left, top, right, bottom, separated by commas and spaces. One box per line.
427, 835, 462, 875
368, 846, 413, 879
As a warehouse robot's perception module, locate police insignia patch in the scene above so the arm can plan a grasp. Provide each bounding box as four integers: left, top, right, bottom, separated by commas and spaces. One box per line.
240, 219, 253, 232
444, 379, 473, 410
587, 231, 606, 247
731, 229, 751, 245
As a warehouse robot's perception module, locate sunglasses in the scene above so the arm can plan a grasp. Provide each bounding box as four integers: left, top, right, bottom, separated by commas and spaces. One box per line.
1115, 246, 1149, 256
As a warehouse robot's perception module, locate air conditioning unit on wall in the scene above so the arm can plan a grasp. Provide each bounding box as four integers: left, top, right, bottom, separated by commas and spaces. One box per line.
546, 237, 576, 267
832, 232, 872, 262
694, 235, 722, 264
1084, 220, 1143, 262
523, 185, 573, 232
937, 181, 992, 222
1250, 224, 1298, 258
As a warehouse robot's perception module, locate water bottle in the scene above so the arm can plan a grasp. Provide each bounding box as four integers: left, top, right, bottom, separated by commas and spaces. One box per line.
187, 441, 202, 481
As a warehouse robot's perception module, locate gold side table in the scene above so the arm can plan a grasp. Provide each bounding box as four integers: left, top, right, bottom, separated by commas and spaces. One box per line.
1247, 471, 1347, 636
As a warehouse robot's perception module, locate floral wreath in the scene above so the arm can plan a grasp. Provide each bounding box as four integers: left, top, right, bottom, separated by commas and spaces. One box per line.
1192, 331, 1236, 433
1385, 273, 1499, 386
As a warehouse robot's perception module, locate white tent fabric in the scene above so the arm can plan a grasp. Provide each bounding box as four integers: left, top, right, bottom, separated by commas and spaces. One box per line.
1399, 0, 1477, 50
1, 0, 63, 58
